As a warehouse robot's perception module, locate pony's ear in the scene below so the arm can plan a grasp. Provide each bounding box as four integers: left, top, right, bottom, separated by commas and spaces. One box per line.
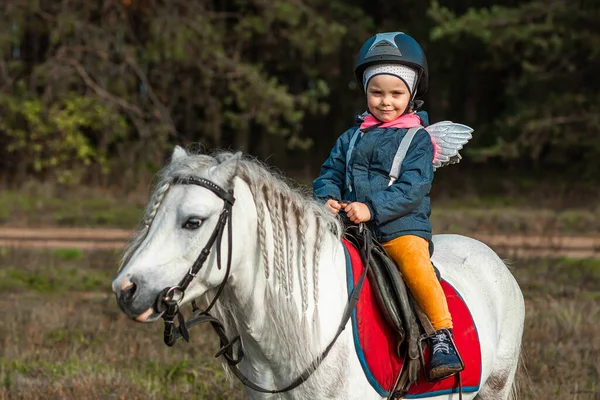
171, 146, 187, 163
212, 152, 241, 184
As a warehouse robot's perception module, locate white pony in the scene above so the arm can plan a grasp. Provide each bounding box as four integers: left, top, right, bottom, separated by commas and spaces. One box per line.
113, 147, 525, 400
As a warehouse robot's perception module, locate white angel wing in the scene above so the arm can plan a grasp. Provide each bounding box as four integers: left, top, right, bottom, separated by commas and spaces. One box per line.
425, 121, 473, 170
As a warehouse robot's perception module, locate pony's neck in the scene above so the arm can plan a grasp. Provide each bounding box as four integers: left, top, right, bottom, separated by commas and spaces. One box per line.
216, 177, 349, 393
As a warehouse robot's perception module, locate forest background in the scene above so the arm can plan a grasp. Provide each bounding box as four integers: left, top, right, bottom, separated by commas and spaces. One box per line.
1, 0, 599, 203
1, 2, 600, 399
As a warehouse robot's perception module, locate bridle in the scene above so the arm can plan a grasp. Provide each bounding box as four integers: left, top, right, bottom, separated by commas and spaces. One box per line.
157, 175, 235, 346
155, 175, 372, 394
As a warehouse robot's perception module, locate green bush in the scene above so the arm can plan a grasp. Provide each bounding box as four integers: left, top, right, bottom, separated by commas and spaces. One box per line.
0, 92, 127, 184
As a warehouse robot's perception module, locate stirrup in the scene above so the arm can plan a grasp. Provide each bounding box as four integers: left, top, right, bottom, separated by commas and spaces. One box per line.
417, 328, 465, 382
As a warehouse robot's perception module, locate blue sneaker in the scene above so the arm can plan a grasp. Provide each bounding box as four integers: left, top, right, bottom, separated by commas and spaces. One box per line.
429, 330, 463, 380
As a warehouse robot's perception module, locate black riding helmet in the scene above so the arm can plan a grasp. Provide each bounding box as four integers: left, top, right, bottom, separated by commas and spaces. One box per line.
354, 32, 428, 98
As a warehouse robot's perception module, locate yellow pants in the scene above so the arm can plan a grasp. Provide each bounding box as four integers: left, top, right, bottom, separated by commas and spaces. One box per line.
382, 235, 452, 330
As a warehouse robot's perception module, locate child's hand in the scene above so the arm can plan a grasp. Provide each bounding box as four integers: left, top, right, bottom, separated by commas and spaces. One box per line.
344, 202, 371, 223
325, 199, 342, 215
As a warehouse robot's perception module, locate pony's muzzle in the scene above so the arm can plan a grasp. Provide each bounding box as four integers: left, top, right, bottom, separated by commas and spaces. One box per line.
113, 275, 143, 318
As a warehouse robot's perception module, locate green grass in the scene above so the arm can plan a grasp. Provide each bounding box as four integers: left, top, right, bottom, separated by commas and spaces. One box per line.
0, 357, 235, 399
0, 185, 144, 228
0, 266, 110, 293
512, 257, 600, 300
431, 206, 600, 235
53, 248, 84, 261
0, 248, 117, 293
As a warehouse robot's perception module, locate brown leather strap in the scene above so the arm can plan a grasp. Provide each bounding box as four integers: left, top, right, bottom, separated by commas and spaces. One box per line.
413, 301, 436, 337
389, 366, 411, 399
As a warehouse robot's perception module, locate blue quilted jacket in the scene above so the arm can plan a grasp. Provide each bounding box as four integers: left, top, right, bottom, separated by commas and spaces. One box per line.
313, 111, 434, 242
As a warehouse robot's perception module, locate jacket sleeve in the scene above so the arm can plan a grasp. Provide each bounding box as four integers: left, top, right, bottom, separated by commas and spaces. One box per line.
313, 127, 356, 202
365, 129, 434, 225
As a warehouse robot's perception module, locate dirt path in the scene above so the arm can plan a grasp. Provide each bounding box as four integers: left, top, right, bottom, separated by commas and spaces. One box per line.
0, 227, 131, 250
472, 233, 600, 259
1, 227, 600, 258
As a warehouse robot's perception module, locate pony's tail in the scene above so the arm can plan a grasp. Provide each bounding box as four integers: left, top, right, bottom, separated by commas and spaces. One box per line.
511, 349, 533, 400
508, 379, 518, 400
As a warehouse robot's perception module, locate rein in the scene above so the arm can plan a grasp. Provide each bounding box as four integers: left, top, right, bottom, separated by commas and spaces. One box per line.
157, 176, 372, 394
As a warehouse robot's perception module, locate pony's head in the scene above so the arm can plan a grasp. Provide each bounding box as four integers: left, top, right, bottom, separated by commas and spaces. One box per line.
112, 146, 243, 322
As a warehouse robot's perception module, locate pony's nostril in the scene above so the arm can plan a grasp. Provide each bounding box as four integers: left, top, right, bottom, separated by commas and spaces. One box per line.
120, 276, 133, 291
122, 282, 137, 302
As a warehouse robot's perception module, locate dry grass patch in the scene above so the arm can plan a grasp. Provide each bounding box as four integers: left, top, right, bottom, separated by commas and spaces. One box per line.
511, 258, 600, 399
0, 248, 599, 399
0, 293, 244, 399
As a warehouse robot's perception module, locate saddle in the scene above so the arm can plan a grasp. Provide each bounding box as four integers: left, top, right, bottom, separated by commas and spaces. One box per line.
344, 225, 441, 398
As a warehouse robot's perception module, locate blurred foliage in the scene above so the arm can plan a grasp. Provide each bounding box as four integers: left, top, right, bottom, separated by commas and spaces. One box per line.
0, 90, 126, 183
0, 0, 598, 185
428, 0, 600, 176
0, 0, 366, 185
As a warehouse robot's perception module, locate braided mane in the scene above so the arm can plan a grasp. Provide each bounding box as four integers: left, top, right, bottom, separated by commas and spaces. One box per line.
120, 150, 342, 312
119, 150, 347, 394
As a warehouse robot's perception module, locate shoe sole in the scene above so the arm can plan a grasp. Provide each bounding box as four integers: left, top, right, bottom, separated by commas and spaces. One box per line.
429, 365, 463, 380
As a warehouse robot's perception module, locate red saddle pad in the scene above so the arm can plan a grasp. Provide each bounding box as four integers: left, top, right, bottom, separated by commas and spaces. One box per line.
342, 238, 482, 397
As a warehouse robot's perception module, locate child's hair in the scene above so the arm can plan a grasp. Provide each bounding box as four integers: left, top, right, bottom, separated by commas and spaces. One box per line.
354, 32, 428, 101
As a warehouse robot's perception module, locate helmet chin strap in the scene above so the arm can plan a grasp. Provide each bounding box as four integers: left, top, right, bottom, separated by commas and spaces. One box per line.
407, 100, 424, 113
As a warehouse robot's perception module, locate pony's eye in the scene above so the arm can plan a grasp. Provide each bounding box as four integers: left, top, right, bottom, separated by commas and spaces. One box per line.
182, 217, 202, 230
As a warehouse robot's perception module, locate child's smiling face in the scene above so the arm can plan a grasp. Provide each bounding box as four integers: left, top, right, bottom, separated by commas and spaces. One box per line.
366, 74, 411, 122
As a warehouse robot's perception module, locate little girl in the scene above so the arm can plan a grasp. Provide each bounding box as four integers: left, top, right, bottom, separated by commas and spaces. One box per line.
313, 32, 462, 380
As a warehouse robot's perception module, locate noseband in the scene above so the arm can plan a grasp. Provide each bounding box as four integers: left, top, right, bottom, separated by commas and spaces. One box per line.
155, 175, 373, 395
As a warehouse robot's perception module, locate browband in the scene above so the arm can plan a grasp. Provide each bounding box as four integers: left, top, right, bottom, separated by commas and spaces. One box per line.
173, 176, 235, 205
